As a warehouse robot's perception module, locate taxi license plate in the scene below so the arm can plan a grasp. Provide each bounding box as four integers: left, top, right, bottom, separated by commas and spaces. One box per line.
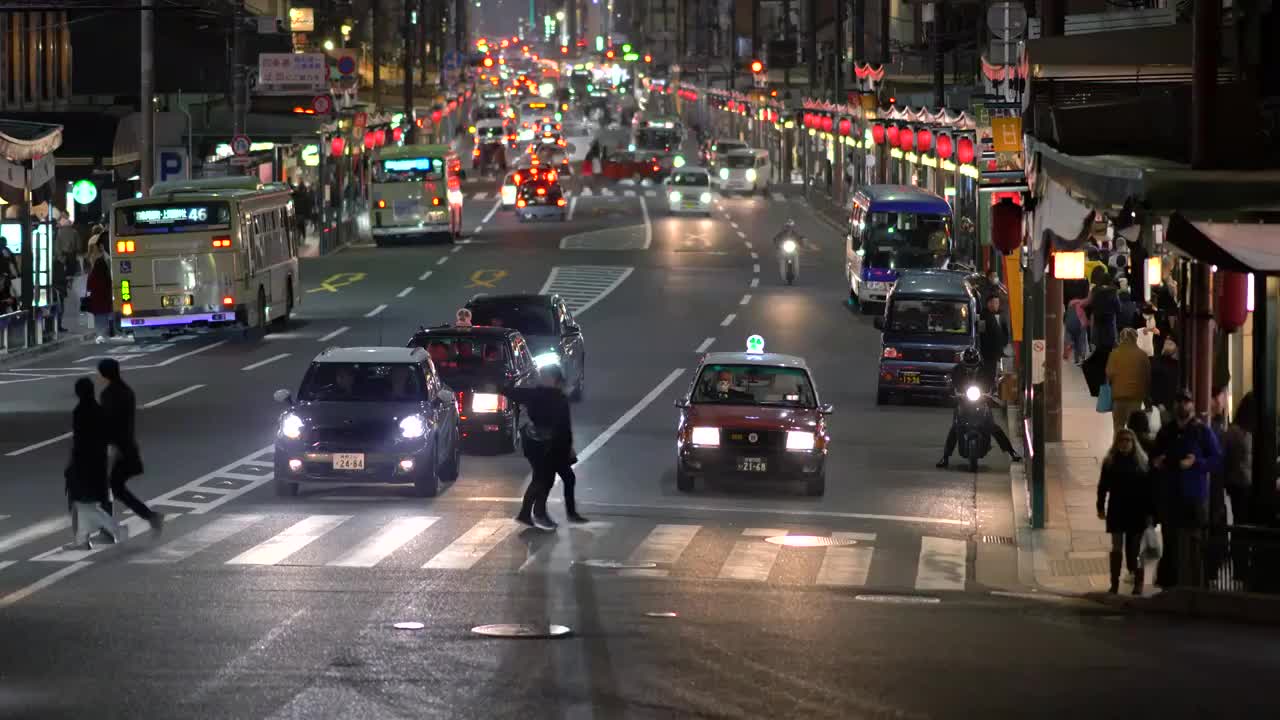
332, 453, 365, 470
161, 294, 190, 308
899, 372, 921, 385
737, 457, 767, 472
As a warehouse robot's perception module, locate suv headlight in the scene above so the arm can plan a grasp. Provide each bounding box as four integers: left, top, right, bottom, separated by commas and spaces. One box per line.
281, 413, 304, 440
399, 415, 427, 439
690, 426, 720, 447
786, 430, 816, 451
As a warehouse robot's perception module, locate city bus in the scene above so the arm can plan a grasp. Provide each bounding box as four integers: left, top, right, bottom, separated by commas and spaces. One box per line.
370, 145, 464, 244
110, 177, 300, 336
846, 185, 954, 312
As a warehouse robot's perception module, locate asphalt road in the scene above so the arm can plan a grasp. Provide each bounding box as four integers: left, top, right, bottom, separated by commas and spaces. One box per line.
1, 176, 1276, 719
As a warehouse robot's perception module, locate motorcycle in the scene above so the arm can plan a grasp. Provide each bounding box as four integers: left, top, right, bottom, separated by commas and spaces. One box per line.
778, 236, 799, 285
955, 384, 994, 472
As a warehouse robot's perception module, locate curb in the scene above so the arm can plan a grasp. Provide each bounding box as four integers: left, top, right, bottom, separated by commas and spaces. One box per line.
1087, 588, 1280, 626
0, 331, 93, 368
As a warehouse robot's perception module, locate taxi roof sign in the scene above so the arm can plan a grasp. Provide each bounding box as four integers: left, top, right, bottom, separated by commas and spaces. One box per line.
746, 335, 765, 354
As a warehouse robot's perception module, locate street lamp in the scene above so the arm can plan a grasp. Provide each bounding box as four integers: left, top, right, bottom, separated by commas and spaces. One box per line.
323, 39, 335, 51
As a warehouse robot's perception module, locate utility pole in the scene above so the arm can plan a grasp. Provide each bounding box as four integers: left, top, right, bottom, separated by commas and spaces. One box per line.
232, 0, 246, 138
931, 1, 944, 107
403, 0, 415, 143
806, 0, 817, 91
880, 0, 890, 64
853, 0, 865, 61
141, 0, 155, 196
834, 0, 845, 102
372, 0, 382, 110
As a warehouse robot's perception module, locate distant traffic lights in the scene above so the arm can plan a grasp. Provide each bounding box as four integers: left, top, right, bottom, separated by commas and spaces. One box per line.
749, 59, 765, 74
560, 45, 568, 54
644, 54, 652, 63
605, 49, 615, 59
482, 56, 494, 68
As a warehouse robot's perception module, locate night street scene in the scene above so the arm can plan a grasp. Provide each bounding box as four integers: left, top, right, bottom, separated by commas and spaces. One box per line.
1, 0, 1278, 718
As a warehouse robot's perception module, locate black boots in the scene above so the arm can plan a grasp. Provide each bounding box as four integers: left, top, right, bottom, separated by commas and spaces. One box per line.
1109, 551, 1122, 594
1133, 567, 1145, 596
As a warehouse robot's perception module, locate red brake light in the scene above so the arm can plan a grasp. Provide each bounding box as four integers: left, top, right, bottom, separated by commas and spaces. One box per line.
211, 236, 232, 248
513, 173, 521, 184
115, 239, 136, 254
121, 302, 133, 316
516, 199, 526, 208
882, 347, 902, 359
432, 197, 442, 206
556, 198, 566, 206
221, 296, 234, 306
473, 148, 480, 156
536, 187, 546, 195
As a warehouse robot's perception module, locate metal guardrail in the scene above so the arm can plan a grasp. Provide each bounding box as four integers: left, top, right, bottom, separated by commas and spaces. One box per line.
1204, 524, 1280, 594
0, 306, 65, 355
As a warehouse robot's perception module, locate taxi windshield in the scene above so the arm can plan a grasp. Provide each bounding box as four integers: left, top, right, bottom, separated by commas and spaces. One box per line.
298, 363, 426, 402
886, 298, 970, 335
414, 337, 508, 379
692, 364, 816, 408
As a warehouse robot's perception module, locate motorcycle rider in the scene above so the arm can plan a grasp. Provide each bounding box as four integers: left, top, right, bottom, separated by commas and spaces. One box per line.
773, 219, 801, 280
936, 348, 1022, 468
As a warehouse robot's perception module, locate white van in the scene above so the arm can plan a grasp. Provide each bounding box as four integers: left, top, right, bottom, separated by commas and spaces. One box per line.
717, 149, 770, 194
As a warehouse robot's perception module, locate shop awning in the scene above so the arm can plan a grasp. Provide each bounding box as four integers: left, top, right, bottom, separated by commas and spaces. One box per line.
0, 119, 63, 161
1167, 215, 1280, 274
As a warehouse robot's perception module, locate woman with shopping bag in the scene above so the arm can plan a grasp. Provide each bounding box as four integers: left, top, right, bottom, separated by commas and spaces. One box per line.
1097, 428, 1158, 595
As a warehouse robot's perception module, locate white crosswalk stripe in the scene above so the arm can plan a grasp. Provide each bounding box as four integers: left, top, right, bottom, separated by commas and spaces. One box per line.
623, 189, 636, 197
225, 515, 349, 566
644, 189, 656, 198
131, 513, 263, 564
539, 265, 634, 315
915, 536, 967, 591
327, 516, 438, 568
519, 522, 613, 573
579, 187, 594, 196
718, 528, 787, 582
601, 187, 615, 197
423, 517, 519, 570
473, 192, 489, 200
629, 524, 700, 565
815, 532, 877, 587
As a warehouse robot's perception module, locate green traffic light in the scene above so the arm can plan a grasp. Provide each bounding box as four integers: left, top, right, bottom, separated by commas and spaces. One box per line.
621, 43, 632, 53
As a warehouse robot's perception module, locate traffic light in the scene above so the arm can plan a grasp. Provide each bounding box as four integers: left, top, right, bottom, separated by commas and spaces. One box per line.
561, 45, 568, 54
750, 59, 764, 74
483, 56, 494, 68
644, 54, 652, 63
605, 49, 615, 59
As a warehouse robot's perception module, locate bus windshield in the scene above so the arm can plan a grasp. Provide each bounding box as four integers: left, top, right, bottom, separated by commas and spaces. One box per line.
377, 157, 444, 183
116, 202, 232, 235
864, 212, 951, 268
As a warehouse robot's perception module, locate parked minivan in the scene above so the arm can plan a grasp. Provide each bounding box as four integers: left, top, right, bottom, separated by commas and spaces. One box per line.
873, 269, 980, 405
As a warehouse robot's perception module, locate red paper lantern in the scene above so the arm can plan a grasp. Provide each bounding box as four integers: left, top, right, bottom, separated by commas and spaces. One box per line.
363, 133, 375, 150
990, 198, 1023, 254
821, 116, 833, 133
916, 129, 933, 153
936, 134, 953, 159
957, 136, 975, 164
1216, 270, 1250, 332
872, 124, 885, 145
392, 126, 403, 142
431, 109, 442, 123
838, 118, 852, 136
886, 125, 899, 146
330, 137, 345, 156
899, 128, 915, 151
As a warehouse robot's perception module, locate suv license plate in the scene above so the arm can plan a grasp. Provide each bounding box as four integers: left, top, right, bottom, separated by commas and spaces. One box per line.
900, 372, 921, 385
737, 457, 766, 472
333, 453, 365, 470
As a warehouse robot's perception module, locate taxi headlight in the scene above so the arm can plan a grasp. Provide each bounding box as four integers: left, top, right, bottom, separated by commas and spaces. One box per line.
785, 430, 816, 451
700, 191, 712, 203
690, 426, 720, 447
719, 168, 730, 180
745, 168, 757, 182
533, 351, 560, 368
669, 191, 682, 203
399, 415, 427, 439
281, 413, 304, 440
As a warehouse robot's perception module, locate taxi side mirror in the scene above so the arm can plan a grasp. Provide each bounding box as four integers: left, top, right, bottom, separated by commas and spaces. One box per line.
819, 403, 834, 415
273, 389, 293, 405
873, 316, 884, 330
674, 398, 689, 409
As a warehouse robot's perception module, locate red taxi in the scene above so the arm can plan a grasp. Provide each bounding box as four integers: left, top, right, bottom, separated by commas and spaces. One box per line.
674, 336, 832, 496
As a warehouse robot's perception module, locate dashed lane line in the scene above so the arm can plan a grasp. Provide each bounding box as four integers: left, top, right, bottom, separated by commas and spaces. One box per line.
567, 196, 578, 221
451, 245, 462, 253
141, 384, 205, 409
740, 294, 752, 306
365, 304, 388, 318
753, 264, 760, 273
639, 196, 652, 249
720, 313, 736, 327
241, 353, 290, 372
418, 269, 433, 281
750, 278, 759, 288
742, 237, 750, 244
436, 256, 450, 266
750, 251, 759, 259
318, 326, 349, 343
396, 286, 415, 298
481, 198, 501, 224
695, 337, 715, 353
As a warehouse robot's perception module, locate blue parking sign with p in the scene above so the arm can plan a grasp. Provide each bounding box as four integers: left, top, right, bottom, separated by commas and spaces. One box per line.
157, 147, 189, 183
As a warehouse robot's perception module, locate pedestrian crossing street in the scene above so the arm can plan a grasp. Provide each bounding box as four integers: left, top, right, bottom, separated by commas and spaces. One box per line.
0, 511, 972, 592
468, 188, 796, 203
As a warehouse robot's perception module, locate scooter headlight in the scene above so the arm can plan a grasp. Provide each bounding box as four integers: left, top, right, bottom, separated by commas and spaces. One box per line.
781, 239, 797, 253
719, 168, 730, 180
964, 385, 981, 402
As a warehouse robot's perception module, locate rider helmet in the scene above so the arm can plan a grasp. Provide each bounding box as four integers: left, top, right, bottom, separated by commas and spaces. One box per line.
960, 348, 981, 366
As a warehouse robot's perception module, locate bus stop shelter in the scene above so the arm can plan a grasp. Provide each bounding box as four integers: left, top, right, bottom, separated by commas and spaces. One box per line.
0, 119, 64, 348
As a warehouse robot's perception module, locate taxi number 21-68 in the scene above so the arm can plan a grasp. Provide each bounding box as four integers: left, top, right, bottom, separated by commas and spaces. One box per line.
333, 453, 365, 470
737, 457, 767, 472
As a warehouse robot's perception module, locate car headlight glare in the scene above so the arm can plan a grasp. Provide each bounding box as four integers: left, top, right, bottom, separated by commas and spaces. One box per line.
785, 430, 816, 451
673, 155, 686, 168
669, 191, 682, 203
965, 385, 982, 403
700, 191, 712, 203
281, 413, 304, 440
399, 415, 427, 439
533, 351, 560, 368
745, 168, 757, 182
719, 168, 729, 180
690, 426, 720, 447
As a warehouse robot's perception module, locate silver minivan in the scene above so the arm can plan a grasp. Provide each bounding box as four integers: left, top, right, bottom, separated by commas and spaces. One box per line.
717, 149, 770, 194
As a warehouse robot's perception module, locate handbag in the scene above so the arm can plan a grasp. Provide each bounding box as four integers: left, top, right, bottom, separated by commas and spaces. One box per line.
520, 424, 551, 462
1141, 526, 1163, 561
79, 296, 91, 313
1096, 383, 1113, 413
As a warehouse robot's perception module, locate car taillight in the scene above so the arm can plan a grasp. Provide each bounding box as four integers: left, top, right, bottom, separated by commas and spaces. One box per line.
556, 198, 566, 206
473, 148, 480, 156
882, 347, 902, 359
377, 199, 387, 208
222, 296, 234, 306
121, 302, 133, 316
517, 199, 526, 208
455, 391, 465, 414
432, 197, 442, 206
115, 239, 136, 254
536, 187, 546, 195
211, 236, 232, 248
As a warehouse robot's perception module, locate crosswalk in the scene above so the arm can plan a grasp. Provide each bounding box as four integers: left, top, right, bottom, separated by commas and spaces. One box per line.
539, 265, 635, 315
461, 188, 795, 203
0, 511, 972, 592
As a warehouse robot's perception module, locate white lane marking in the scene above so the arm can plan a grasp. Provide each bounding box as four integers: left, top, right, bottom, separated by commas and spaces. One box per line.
0, 562, 91, 609
365, 304, 388, 318
739, 294, 752, 306
567, 196, 578, 221
752, 263, 760, 273
750, 251, 759, 259
460, 497, 969, 526
396, 286, 415, 298
423, 518, 519, 570
815, 532, 876, 587
5, 432, 73, 457
916, 536, 968, 591
451, 245, 462, 254
151, 339, 229, 368
770, 192, 785, 202
742, 236, 750, 244
750, 278, 759, 288
520, 521, 613, 573
418, 269, 433, 281
225, 515, 350, 566
472, 226, 483, 234
0, 560, 13, 572
318, 326, 349, 343
436, 256, 450, 266
638, 196, 652, 249
623, 189, 636, 197
579, 187, 594, 197
539, 266, 634, 316
481, 198, 501, 224
328, 516, 439, 568
718, 529, 787, 581
241, 353, 290, 371
720, 313, 736, 327
31, 514, 154, 562
131, 514, 265, 564
0, 516, 71, 553
574, 368, 686, 466
473, 192, 489, 200
141, 383, 205, 409
695, 337, 715, 353
628, 524, 700, 565
601, 187, 614, 197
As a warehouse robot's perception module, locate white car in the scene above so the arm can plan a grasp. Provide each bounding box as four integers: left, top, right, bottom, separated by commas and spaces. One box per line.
499, 171, 520, 209
717, 149, 770, 194
562, 122, 594, 163
665, 168, 713, 215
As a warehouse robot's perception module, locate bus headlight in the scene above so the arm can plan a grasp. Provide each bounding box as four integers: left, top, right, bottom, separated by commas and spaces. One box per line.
690, 426, 720, 447
399, 415, 427, 439
745, 169, 757, 182
281, 414, 304, 440
669, 191, 682, 203
699, 192, 712, 203
785, 431, 816, 451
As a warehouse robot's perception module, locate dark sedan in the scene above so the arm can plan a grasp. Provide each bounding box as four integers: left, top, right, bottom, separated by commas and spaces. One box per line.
465, 293, 585, 400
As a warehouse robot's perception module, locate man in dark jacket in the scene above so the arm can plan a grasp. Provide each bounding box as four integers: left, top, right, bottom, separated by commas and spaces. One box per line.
65, 378, 121, 549
97, 359, 164, 536
503, 365, 576, 529
1151, 389, 1222, 588
978, 294, 1009, 389
937, 349, 1021, 468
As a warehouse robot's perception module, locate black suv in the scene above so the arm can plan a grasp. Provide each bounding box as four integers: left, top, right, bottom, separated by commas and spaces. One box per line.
407, 325, 538, 452
272, 347, 462, 497
465, 293, 585, 400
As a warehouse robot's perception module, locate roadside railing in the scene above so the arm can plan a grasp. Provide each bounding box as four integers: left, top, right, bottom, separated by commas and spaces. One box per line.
0, 306, 66, 356
1204, 524, 1280, 594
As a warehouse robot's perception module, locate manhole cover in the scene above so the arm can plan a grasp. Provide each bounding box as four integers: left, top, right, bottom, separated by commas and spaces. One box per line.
855, 595, 941, 605
392, 621, 425, 630
577, 559, 659, 569
765, 535, 859, 548
644, 612, 679, 618
471, 623, 572, 639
